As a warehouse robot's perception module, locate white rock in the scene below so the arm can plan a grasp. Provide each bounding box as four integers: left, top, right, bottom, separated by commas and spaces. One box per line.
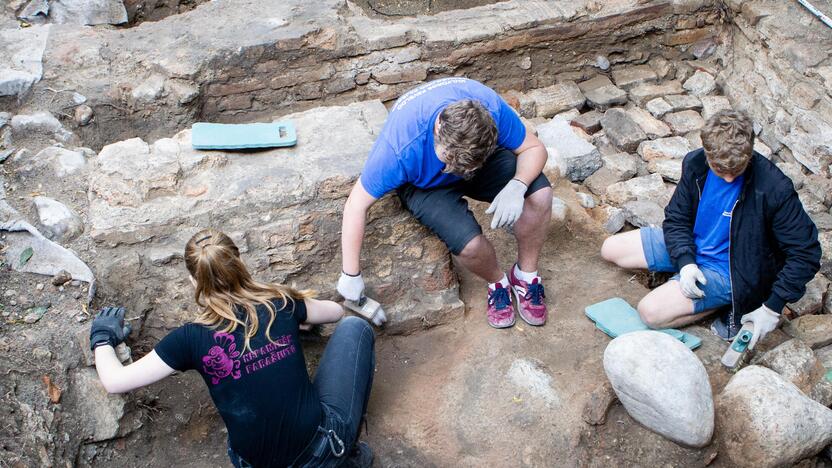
602, 152, 638, 179
606, 173, 667, 206
601, 205, 626, 233
638, 136, 693, 161
646, 97, 673, 118
626, 107, 671, 139
604, 331, 714, 447
622, 200, 665, 227
48, 0, 128, 25
699, 95, 732, 121
0, 26, 49, 98
647, 158, 683, 182
683, 70, 716, 96
33, 146, 87, 177
132, 74, 167, 103
71, 368, 126, 442
577, 192, 596, 209
716, 366, 832, 467
538, 119, 602, 182
551, 196, 568, 222
33, 196, 84, 241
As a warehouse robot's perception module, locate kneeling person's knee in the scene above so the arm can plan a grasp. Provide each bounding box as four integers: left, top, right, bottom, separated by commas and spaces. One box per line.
637, 299, 664, 329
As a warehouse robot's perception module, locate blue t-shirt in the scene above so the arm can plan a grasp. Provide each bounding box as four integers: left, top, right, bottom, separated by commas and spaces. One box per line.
360, 77, 527, 199
693, 170, 745, 278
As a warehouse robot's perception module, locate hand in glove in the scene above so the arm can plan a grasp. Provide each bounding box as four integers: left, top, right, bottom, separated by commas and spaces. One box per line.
337, 271, 365, 302
486, 178, 527, 229
89, 307, 132, 351
679, 264, 707, 299
740, 305, 780, 349
370, 308, 387, 327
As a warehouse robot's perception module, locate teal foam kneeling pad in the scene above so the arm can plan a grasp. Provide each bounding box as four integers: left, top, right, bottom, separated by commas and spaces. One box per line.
191, 121, 297, 150
585, 297, 701, 350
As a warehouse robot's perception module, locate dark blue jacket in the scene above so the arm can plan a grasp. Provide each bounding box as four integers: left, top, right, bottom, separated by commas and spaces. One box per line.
663, 149, 821, 335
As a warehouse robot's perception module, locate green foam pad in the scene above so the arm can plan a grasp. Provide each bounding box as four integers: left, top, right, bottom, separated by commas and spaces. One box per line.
585, 297, 702, 350
191, 121, 297, 150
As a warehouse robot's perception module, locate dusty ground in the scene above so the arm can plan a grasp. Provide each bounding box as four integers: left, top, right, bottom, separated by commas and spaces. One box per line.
61, 181, 760, 468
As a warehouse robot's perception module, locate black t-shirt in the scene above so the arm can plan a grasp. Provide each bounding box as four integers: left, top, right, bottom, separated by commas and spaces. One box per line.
155, 298, 322, 467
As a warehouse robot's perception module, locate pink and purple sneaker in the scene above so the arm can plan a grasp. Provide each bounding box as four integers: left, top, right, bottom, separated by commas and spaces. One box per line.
508, 266, 548, 326
487, 282, 516, 329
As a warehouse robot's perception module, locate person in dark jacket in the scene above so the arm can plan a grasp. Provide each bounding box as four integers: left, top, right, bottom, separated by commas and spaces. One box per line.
601, 110, 821, 346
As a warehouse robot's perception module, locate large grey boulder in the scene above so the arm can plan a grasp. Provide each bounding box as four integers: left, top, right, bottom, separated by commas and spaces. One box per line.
69, 368, 126, 442
716, 366, 832, 467
783, 315, 832, 349
537, 118, 602, 182
603, 331, 714, 447
0, 26, 49, 98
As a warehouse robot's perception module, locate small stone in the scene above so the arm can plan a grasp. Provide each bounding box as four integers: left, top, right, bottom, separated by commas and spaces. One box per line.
33, 197, 84, 242
626, 107, 672, 139
525, 82, 586, 118
572, 110, 603, 133
647, 158, 683, 183
804, 174, 832, 206
595, 55, 610, 70
777, 163, 806, 190
74, 105, 93, 126
582, 381, 617, 425
622, 200, 665, 227
629, 80, 684, 106
538, 119, 602, 182
788, 273, 830, 317
52, 270, 72, 286
691, 38, 716, 59
716, 366, 832, 467
72, 92, 87, 104
551, 196, 568, 222
75, 314, 87, 323
600, 205, 626, 234
646, 98, 673, 118
648, 56, 674, 80
584, 167, 627, 197
664, 94, 702, 112
32, 347, 51, 360
131, 74, 166, 103
518, 56, 532, 70
753, 140, 772, 159
753, 339, 826, 395
577, 192, 596, 209
602, 152, 639, 178
783, 315, 832, 349
70, 280, 81, 287
683, 71, 717, 96
23, 313, 41, 324
604, 331, 714, 447
600, 108, 648, 153
36, 283, 44, 291
4, 290, 16, 297
611, 65, 658, 90
664, 110, 705, 134
799, 189, 827, 214
579, 76, 628, 111
606, 173, 667, 205
699, 95, 731, 121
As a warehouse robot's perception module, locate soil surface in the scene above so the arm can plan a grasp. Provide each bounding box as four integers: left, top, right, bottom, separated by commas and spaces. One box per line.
67, 181, 755, 467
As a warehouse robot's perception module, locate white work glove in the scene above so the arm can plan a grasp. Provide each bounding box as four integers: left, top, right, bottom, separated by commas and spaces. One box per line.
371, 309, 387, 327
740, 305, 781, 349
337, 272, 364, 302
679, 264, 707, 299
486, 178, 527, 229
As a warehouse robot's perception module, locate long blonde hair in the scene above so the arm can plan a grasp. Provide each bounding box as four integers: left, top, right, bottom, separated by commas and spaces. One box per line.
184, 228, 314, 351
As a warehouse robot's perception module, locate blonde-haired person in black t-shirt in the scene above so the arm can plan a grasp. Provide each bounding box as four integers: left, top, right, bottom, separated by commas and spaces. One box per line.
90, 229, 376, 468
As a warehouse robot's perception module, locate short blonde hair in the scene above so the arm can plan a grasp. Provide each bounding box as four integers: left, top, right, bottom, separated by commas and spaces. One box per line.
701, 110, 754, 175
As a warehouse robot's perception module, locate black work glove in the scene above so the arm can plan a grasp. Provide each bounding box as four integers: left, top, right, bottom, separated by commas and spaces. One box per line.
89, 306, 132, 351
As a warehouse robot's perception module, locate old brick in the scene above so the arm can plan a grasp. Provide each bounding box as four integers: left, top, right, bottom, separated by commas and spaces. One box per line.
600, 108, 647, 153
626, 107, 671, 139
611, 65, 658, 90
525, 81, 585, 117
664, 110, 705, 134
629, 81, 685, 106
372, 63, 427, 85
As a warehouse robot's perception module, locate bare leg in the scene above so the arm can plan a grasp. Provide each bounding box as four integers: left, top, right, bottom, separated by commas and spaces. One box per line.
514, 187, 553, 272
637, 280, 718, 328
600, 229, 648, 269
454, 235, 504, 284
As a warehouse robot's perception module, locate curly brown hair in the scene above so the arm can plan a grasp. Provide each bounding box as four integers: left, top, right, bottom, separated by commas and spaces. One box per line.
701, 110, 754, 175
435, 99, 498, 180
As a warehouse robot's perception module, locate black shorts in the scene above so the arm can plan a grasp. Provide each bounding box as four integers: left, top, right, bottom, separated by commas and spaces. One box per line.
397, 148, 551, 255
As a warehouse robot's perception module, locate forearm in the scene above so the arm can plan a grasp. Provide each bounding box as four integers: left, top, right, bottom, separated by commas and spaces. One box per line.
341, 197, 368, 275
513, 146, 548, 186
94, 346, 129, 393
304, 298, 345, 324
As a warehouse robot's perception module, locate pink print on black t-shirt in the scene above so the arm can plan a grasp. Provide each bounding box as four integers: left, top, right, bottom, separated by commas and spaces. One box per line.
202, 332, 242, 385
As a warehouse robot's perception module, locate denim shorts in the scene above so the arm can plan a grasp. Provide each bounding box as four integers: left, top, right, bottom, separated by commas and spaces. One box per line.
640, 227, 733, 313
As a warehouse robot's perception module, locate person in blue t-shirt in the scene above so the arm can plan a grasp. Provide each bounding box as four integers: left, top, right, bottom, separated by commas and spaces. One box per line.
601, 110, 820, 348
336, 78, 554, 329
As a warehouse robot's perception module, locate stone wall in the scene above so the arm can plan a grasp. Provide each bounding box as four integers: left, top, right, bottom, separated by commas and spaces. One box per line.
87, 100, 463, 339
720, 0, 832, 277
10, 0, 727, 149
